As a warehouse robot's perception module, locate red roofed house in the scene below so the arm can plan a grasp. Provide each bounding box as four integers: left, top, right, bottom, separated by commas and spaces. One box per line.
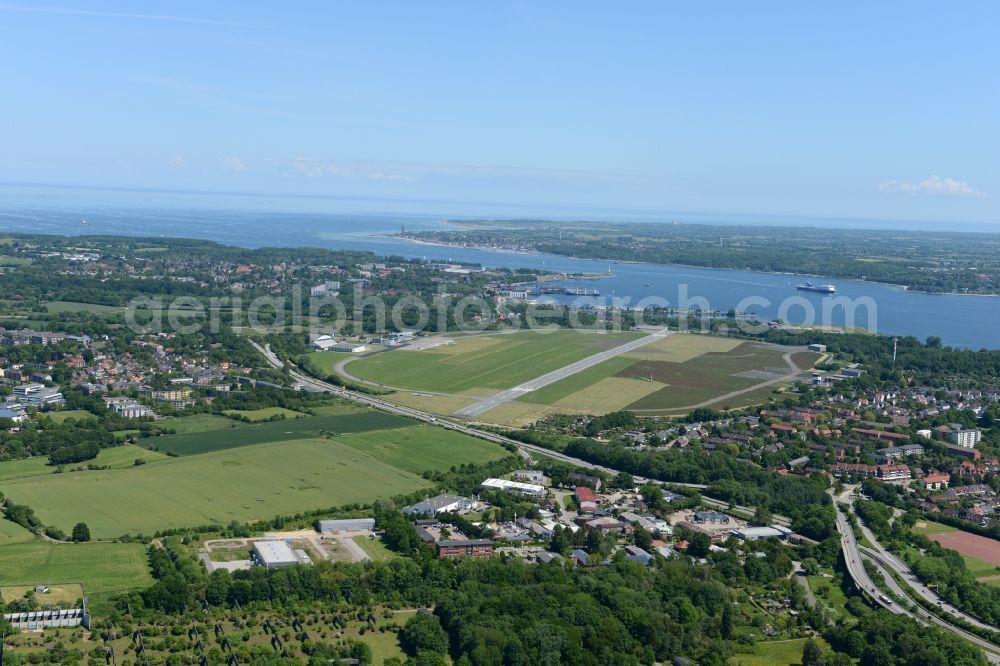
920, 472, 950, 491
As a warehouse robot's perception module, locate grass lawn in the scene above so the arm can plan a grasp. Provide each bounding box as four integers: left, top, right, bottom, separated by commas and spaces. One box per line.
0, 444, 168, 481
345, 329, 642, 393
808, 569, 852, 620
729, 637, 830, 666
517, 355, 640, 405
385, 391, 477, 416
43, 300, 125, 315
45, 409, 97, 423
0, 540, 153, 601
911, 520, 958, 535
1, 583, 84, 607
352, 535, 396, 561
223, 406, 305, 421
338, 424, 510, 474
148, 411, 411, 455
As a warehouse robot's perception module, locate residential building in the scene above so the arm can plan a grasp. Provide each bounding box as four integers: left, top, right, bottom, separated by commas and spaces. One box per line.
920, 472, 951, 491
951, 428, 982, 449
876, 464, 911, 482
436, 539, 493, 559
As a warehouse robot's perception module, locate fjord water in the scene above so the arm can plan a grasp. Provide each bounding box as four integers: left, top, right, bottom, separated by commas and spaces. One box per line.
2, 195, 998, 349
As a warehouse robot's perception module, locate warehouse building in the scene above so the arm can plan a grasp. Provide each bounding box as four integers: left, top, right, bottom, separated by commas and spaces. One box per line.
402, 494, 476, 516
252, 540, 310, 569
318, 518, 376, 533
731, 525, 793, 541
480, 477, 545, 497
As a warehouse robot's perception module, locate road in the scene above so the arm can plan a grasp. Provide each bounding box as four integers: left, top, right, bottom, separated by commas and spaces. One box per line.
451, 327, 673, 417
832, 489, 1000, 662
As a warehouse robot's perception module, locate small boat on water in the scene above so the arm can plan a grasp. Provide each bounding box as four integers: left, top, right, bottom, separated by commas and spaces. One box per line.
644, 282, 652, 287
796, 281, 836, 294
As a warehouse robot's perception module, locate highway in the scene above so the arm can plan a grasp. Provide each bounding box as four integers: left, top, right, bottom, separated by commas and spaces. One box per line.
451, 327, 673, 417
838, 489, 998, 633
832, 489, 1000, 662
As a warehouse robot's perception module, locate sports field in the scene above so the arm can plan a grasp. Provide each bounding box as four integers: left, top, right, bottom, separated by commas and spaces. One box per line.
344, 329, 643, 393
0, 421, 509, 538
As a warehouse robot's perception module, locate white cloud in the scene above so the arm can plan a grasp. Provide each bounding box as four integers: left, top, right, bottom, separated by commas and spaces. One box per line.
878, 175, 988, 199
220, 156, 248, 172
169, 155, 187, 169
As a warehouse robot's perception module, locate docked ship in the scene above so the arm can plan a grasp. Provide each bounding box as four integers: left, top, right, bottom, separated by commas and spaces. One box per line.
796, 281, 836, 294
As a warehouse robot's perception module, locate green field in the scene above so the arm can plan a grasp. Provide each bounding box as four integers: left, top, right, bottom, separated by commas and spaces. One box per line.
2, 424, 508, 538
619, 342, 790, 410
912, 520, 957, 535
0, 518, 35, 545
518, 355, 638, 405
223, 406, 305, 421
148, 410, 412, 455
46, 409, 97, 423
807, 569, 852, 620
344, 329, 642, 393
729, 638, 830, 666
43, 300, 126, 315
352, 535, 396, 561
337, 425, 510, 474
0, 444, 168, 481
158, 413, 243, 434
0, 540, 153, 601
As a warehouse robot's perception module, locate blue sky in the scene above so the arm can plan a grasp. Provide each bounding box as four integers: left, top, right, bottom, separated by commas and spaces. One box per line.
0, 2, 997, 225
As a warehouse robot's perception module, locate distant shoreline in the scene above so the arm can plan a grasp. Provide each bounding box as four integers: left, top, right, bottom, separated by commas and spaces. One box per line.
382, 233, 1000, 298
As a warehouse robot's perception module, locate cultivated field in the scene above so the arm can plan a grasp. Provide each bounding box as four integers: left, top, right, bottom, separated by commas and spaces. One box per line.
149, 410, 411, 455
0, 444, 168, 481
344, 329, 643, 394
1, 421, 509, 538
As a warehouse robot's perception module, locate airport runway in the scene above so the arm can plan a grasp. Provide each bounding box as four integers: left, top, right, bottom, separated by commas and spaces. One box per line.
451, 328, 673, 418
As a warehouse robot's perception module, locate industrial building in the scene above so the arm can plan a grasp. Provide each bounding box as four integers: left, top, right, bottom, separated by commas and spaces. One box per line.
252, 540, 310, 569
731, 525, 793, 541
318, 518, 376, 532
480, 477, 545, 497
12, 383, 65, 407
402, 494, 476, 516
